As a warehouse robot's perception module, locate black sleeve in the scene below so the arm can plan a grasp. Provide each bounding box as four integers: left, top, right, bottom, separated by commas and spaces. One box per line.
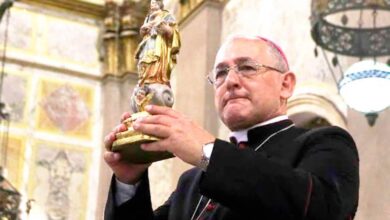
104, 172, 165, 220
199, 126, 359, 220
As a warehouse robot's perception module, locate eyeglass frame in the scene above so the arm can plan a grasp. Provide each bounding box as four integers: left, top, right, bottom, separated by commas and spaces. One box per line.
207, 60, 285, 88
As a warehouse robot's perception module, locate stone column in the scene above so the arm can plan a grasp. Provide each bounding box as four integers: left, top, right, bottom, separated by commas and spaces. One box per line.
95, 73, 138, 220
120, 30, 139, 74
102, 1, 120, 76
171, 0, 225, 188
95, 1, 146, 218
119, 1, 142, 75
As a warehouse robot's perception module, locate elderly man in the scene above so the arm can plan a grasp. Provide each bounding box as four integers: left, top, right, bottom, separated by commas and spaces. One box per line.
104, 35, 359, 220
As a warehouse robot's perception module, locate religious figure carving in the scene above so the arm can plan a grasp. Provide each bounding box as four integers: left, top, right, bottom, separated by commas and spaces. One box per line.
112, 0, 181, 163
38, 150, 84, 220
134, 86, 154, 112
135, 0, 181, 86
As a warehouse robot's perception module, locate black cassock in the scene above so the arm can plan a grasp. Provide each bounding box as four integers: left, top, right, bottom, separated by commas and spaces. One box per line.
105, 120, 359, 220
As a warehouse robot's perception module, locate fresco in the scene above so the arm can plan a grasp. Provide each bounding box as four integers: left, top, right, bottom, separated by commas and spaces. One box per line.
0, 8, 34, 51
1, 72, 28, 124
0, 135, 25, 189
45, 18, 99, 67
28, 141, 91, 220
35, 78, 95, 140
0, 3, 102, 220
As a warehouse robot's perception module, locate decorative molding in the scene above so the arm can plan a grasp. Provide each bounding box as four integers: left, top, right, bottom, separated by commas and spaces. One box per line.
288, 93, 347, 129
101, 70, 138, 85
287, 80, 348, 128
179, 0, 227, 26
100, 0, 148, 78
18, 0, 105, 19
2, 56, 102, 81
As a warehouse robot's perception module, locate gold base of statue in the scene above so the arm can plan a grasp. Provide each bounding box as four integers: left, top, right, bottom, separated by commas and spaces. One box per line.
112, 111, 174, 164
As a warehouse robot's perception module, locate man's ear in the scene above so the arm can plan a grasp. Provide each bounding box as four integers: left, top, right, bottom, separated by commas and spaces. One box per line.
280, 71, 296, 99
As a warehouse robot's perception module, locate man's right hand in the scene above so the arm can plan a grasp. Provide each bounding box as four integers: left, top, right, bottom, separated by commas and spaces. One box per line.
103, 112, 151, 184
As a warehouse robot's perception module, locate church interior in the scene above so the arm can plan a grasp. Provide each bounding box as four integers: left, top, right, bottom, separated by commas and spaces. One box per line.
0, 0, 389, 219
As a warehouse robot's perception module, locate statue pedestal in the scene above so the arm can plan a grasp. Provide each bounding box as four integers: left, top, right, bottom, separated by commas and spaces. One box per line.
112, 111, 174, 163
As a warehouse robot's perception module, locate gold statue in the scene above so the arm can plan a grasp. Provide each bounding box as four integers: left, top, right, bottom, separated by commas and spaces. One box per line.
135, 0, 181, 86
112, 0, 180, 164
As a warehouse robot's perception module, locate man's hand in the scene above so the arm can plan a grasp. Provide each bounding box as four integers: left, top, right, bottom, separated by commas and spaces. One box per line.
132, 105, 215, 167
103, 112, 150, 184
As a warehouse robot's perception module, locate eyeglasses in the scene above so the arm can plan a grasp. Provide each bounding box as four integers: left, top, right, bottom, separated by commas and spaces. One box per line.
207, 60, 284, 88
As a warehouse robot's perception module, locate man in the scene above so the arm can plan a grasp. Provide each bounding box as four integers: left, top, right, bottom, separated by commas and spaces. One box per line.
104, 35, 359, 219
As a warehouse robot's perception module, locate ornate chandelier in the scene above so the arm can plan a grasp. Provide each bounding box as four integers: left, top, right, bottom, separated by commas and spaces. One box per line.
0, 174, 21, 220
311, 0, 390, 126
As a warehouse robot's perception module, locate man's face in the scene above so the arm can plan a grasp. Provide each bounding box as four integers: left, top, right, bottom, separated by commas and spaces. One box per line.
214, 37, 289, 131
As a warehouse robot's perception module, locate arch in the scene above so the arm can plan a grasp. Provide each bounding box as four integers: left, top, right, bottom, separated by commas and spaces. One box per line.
288, 83, 348, 129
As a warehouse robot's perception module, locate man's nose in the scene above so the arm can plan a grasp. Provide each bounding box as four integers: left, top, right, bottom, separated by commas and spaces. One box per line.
224, 68, 241, 88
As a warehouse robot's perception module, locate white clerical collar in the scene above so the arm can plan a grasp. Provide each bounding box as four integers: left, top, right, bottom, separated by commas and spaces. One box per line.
229, 115, 289, 143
